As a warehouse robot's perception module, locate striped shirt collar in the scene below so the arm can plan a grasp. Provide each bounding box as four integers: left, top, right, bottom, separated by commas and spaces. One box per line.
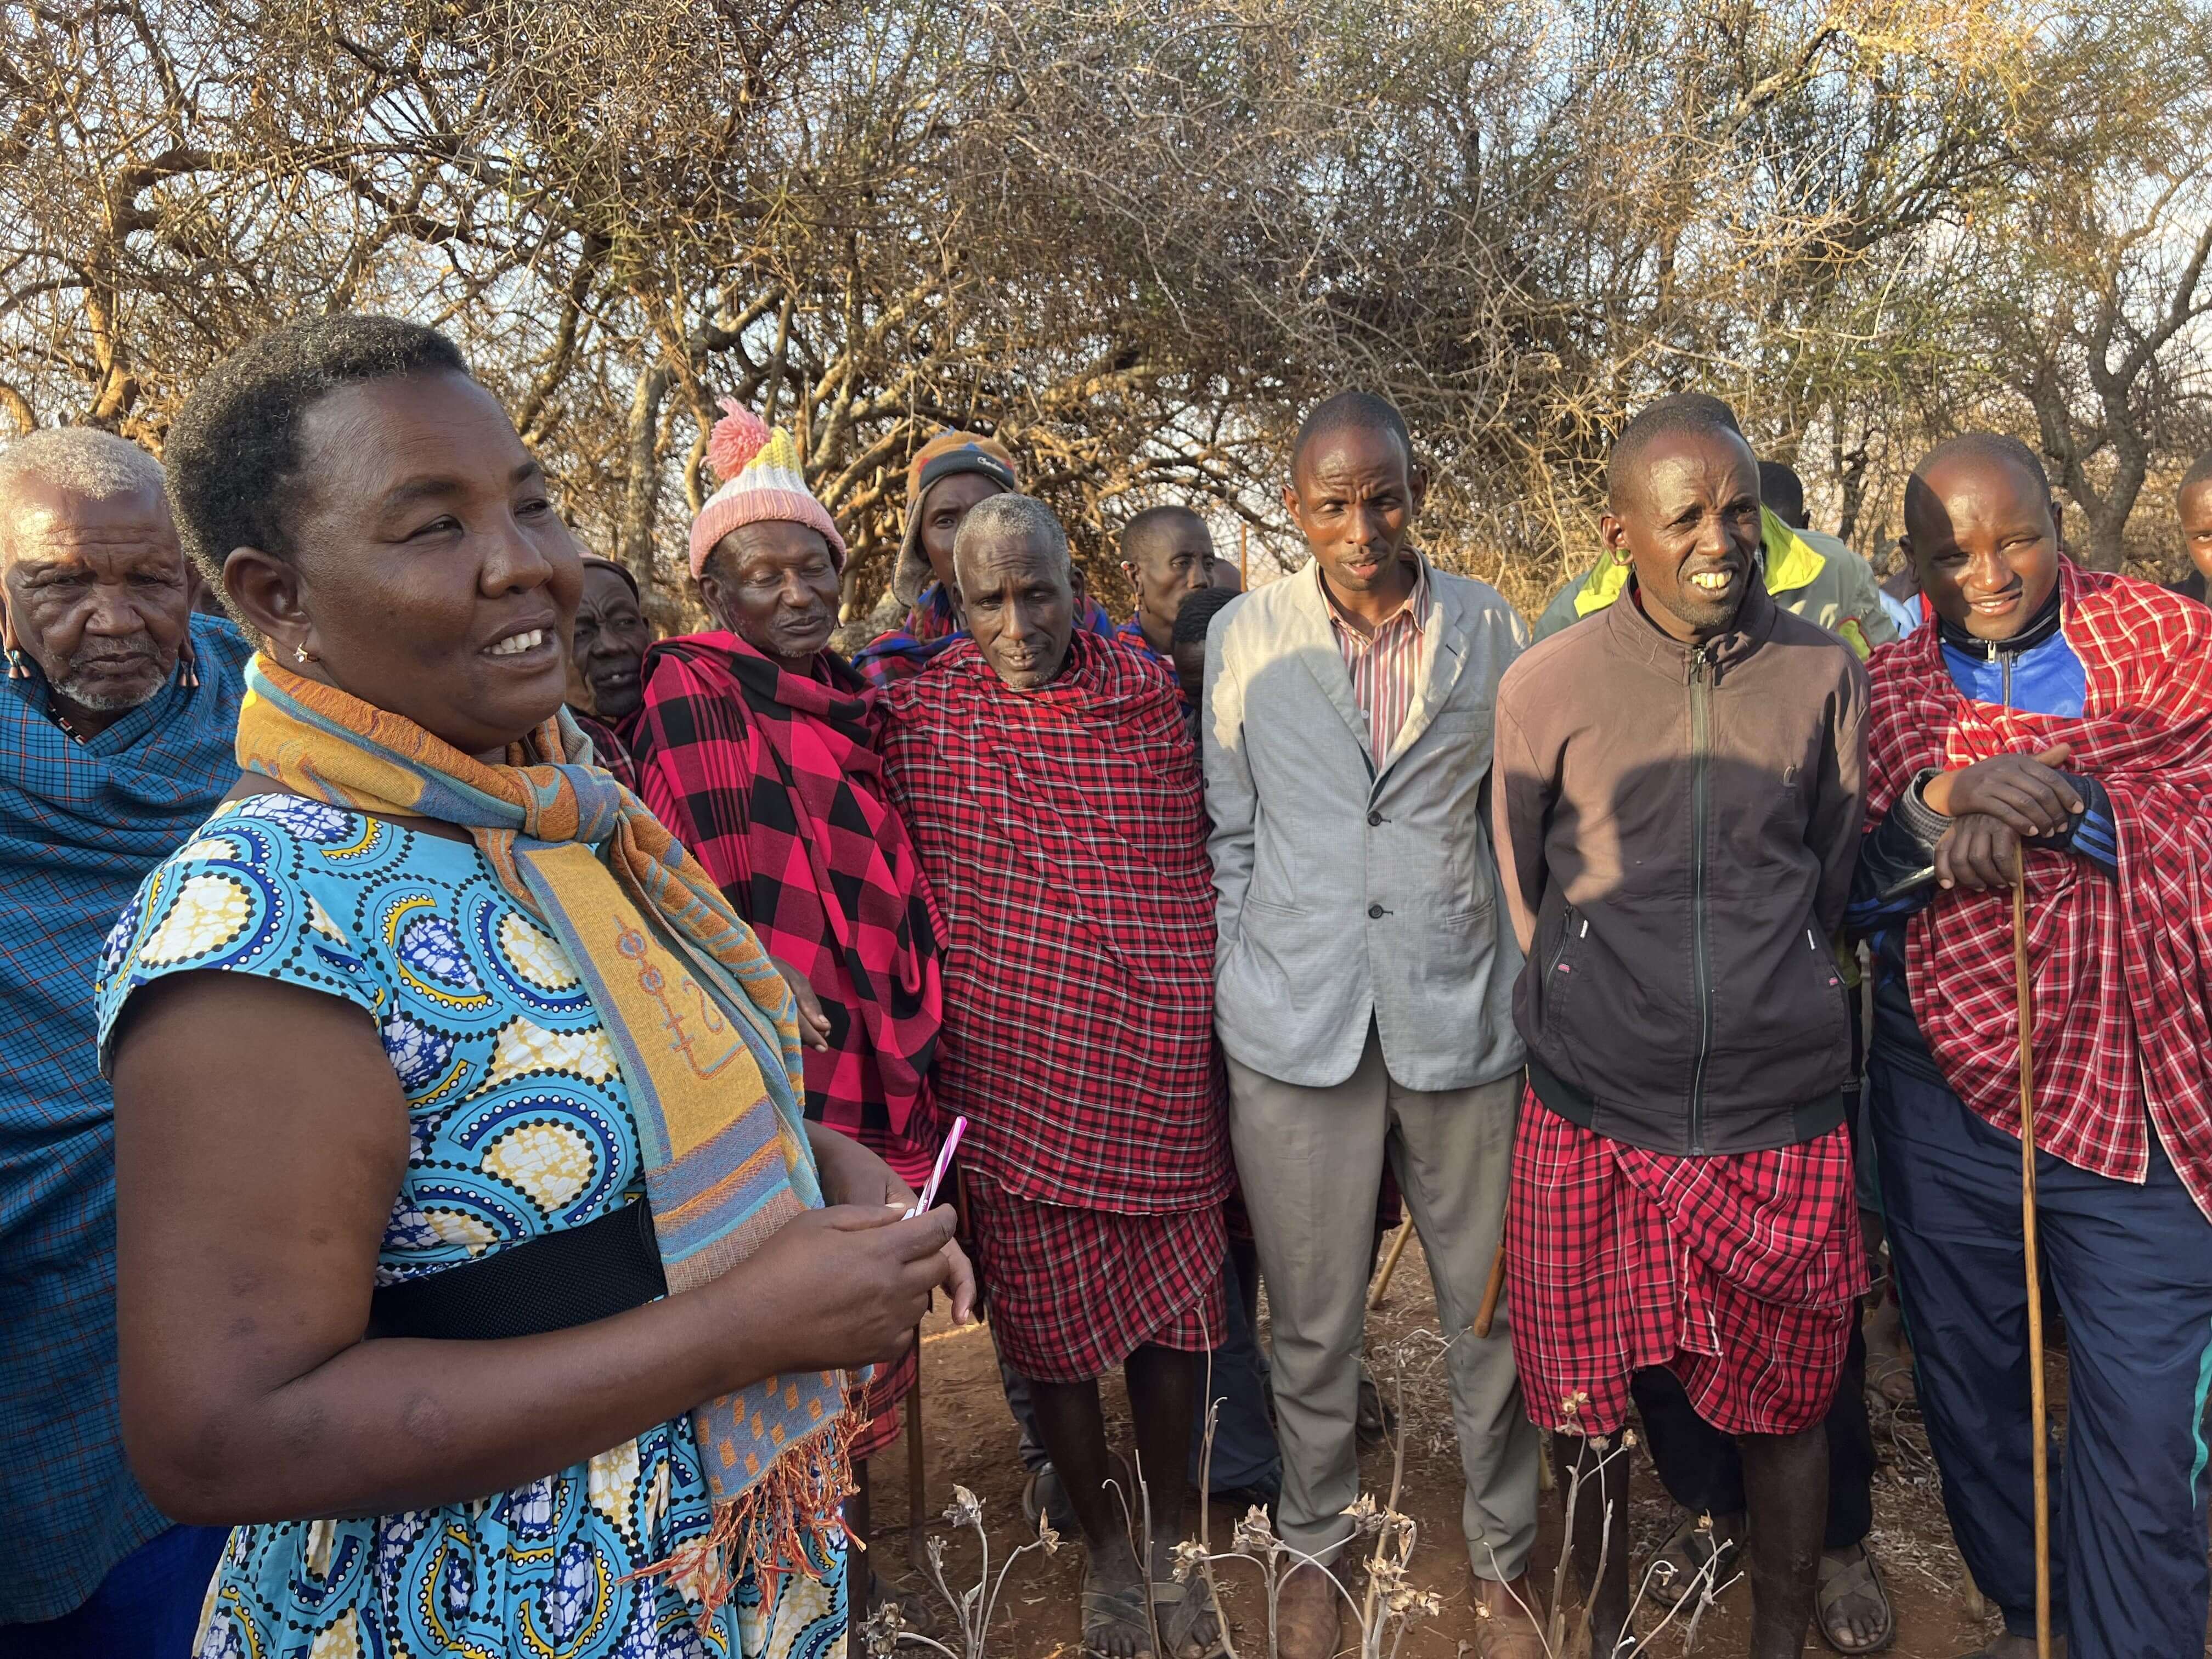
1318, 552, 1434, 760
1317, 551, 1432, 641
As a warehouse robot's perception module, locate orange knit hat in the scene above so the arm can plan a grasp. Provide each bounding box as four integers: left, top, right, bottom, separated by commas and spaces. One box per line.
890, 430, 1020, 605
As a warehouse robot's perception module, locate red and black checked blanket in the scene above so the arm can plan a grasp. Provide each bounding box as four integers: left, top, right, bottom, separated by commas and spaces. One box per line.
1508, 1096, 1864, 1438
879, 628, 1229, 1213
632, 633, 945, 1187
1866, 563, 2212, 1221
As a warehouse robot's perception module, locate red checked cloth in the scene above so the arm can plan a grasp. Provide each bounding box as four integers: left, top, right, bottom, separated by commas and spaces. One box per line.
879, 628, 1230, 1212
1866, 563, 2212, 1222
632, 633, 945, 1190
1508, 1095, 1864, 1437
847, 1344, 919, 1462
965, 1176, 1228, 1382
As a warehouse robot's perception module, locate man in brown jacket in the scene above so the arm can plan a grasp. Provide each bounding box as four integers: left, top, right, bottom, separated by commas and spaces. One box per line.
1491, 396, 1870, 1659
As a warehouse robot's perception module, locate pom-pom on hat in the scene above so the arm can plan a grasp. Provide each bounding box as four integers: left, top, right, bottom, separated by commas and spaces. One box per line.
687, 398, 847, 580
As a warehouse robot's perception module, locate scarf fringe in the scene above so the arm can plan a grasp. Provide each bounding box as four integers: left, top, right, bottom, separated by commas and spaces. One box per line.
631, 1401, 861, 1627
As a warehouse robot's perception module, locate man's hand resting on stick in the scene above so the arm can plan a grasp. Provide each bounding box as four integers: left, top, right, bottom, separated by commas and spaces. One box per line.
1926, 744, 2081, 891
1922, 743, 2078, 836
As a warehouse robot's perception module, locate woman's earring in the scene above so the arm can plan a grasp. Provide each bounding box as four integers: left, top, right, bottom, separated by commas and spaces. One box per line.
294, 641, 312, 665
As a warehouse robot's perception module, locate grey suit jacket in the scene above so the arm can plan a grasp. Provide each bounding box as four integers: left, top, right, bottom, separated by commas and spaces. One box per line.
1203, 560, 1528, 1092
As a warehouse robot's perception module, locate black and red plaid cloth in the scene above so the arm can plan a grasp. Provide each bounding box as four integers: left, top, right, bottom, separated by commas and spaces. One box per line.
965, 1176, 1227, 1381
878, 629, 1229, 1215
1866, 563, 2212, 1222
568, 708, 639, 793
631, 633, 945, 1188
1508, 1092, 1864, 1438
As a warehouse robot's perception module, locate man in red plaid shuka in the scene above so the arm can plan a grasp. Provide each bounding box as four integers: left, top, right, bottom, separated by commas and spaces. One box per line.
879, 493, 1229, 1659
1492, 399, 1870, 1659
629, 396, 949, 1630
1848, 435, 2212, 1659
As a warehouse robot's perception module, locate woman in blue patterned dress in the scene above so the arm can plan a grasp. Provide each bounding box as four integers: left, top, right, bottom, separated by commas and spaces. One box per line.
95, 316, 973, 1659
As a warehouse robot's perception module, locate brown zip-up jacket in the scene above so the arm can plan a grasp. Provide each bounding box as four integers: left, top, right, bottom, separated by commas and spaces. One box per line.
1492, 579, 1870, 1155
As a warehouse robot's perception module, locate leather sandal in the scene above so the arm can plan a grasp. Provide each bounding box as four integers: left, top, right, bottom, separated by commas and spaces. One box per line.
1150, 1572, 1227, 1659
1816, 1544, 1895, 1653
1081, 1554, 1155, 1659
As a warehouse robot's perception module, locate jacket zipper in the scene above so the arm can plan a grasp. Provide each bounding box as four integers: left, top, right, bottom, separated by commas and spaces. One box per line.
1546, 905, 1581, 975
1689, 647, 1713, 1154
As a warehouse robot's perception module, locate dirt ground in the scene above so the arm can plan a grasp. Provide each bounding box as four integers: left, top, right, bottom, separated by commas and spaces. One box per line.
858, 1235, 2208, 1658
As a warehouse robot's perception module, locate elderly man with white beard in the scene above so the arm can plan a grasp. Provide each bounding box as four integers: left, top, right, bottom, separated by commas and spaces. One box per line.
0, 428, 249, 1655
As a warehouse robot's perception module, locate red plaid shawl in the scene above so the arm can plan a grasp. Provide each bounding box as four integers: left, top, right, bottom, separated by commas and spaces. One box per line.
1865, 562, 2212, 1221
879, 629, 1228, 1213
633, 633, 945, 1184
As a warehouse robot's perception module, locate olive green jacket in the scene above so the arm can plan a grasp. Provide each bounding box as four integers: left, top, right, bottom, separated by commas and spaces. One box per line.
1531, 509, 1899, 659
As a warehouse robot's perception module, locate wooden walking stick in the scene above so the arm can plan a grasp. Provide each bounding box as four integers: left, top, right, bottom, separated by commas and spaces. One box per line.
2013, 842, 2053, 1659
1472, 1238, 1508, 1338
1367, 1218, 1414, 1311
905, 1338, 928, 1562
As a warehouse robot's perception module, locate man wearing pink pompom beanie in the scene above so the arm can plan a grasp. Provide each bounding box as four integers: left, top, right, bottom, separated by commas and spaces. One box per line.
629, 398, 951, 1635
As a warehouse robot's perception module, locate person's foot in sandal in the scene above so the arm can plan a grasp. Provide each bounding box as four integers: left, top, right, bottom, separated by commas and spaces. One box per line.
1149, 1542, 1225, 1659
1082, 1540, 1155, 1659
1816, 1543, 1895, 1652
1645, 1511, 1742, 1610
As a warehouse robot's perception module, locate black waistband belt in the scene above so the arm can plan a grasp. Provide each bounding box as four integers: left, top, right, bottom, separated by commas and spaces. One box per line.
366, 1198, 667, 1341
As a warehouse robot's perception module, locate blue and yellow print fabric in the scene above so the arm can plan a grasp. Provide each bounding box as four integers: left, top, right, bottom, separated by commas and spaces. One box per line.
95, 794, 847, 1658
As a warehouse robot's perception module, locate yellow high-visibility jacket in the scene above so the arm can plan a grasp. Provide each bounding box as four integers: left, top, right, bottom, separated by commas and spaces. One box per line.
1531, 509, 1899, 659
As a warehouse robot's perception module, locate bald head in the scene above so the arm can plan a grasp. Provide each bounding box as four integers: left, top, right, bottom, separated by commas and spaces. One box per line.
1900, 432, 2061, 643
1911, 433, 2050, 505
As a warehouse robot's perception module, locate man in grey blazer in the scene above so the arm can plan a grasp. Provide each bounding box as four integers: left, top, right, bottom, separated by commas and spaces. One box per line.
1203, 392, 1542, 1658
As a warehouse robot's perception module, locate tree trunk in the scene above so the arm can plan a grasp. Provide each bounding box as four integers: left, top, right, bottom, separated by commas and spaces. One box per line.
620, 359, 674, 613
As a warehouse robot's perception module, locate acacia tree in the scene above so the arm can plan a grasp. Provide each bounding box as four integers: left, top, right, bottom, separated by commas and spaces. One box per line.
4, 0, 2207, 613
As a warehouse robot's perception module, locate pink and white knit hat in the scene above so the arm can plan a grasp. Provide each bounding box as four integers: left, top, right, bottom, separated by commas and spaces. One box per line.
686, 399, 847, 578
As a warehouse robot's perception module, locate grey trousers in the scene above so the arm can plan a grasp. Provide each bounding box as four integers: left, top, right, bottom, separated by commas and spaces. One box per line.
1227, 1027, 1538, 1579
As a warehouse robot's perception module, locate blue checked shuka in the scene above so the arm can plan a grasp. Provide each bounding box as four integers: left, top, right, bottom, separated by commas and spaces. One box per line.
0, 613, 251, 1621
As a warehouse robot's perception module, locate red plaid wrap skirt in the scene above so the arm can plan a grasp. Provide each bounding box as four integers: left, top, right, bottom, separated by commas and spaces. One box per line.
851, 1342, 918, 1462
1507, 1093, 1865, 1438
964, 1177, 1227, 1384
